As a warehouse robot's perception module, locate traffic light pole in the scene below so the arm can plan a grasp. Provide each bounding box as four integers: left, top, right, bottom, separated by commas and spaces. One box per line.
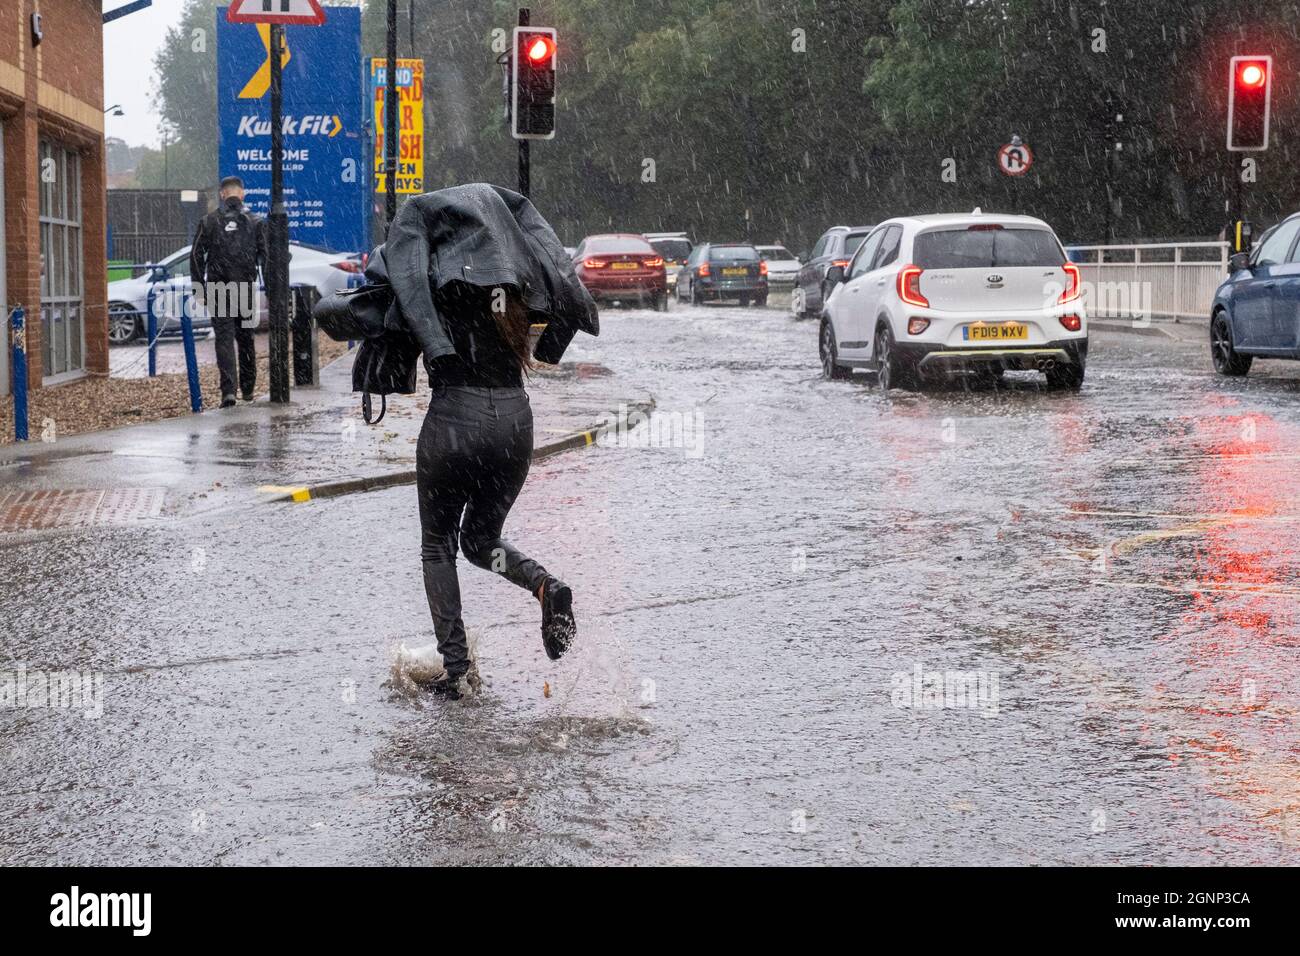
1235, 158, 1244, 247
1225, 56, 1271, 254
385, 0, 398, 227
517, 7, 530, 197
268, 22, 290, 405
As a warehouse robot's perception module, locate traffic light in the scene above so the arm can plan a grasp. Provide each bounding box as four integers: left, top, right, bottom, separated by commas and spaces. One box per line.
511, 27, 557, 140
1227, 54, 1272, 151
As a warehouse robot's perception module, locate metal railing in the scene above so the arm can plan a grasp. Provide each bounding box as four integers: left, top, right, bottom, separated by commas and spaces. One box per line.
1064, 241, 1229, 322
112, 234, 193, 269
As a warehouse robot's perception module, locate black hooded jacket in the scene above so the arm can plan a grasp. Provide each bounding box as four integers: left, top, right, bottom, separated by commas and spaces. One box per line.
382, 183, 599, 366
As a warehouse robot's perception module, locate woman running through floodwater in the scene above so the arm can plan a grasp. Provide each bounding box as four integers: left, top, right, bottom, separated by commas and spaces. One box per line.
382, 184, 600, 699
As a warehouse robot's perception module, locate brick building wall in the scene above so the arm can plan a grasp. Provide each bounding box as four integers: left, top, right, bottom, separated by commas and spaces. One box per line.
1, 0, 107, 390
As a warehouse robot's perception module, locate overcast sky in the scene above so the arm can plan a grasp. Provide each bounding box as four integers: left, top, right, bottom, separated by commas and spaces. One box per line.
103, 0, 185, 147
103, 2, 366, 148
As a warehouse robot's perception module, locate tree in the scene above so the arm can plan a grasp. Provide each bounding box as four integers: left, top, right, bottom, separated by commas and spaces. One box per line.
151, 0, 223, 190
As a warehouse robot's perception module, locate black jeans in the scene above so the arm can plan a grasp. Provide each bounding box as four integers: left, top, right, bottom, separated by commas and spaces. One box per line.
211, 313, 256, 399
416, 386, 547, 678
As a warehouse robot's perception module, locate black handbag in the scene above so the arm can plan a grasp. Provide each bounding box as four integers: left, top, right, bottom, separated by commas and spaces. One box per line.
311, 248, 421, 424
351, 335, 421, 423
313, 281, 393, 341
313, 246, 399, 341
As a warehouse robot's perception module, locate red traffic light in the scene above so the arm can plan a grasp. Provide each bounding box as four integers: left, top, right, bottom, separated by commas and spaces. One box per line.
526, 36, 555, 62
512, 27, 558, 139
1227, 55, 1272, 151
1238, 62, 1267, 88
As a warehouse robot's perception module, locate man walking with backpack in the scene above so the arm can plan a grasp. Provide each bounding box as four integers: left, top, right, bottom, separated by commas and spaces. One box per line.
191, 176, 267, 408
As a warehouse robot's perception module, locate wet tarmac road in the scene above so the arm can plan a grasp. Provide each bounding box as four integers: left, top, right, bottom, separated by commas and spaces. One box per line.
2, 303, 1298, 865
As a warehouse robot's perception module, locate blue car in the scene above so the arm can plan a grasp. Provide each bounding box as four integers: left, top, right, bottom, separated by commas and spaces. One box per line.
1211, 212, 1300, 376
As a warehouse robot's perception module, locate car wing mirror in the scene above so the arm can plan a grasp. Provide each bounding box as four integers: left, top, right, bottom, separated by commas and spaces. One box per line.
826, 265, 847, 285
1229, 252, 1251, 273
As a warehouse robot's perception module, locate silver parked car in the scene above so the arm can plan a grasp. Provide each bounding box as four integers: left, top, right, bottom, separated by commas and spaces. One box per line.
106, 242, 363, 344
756, 244, 801, 289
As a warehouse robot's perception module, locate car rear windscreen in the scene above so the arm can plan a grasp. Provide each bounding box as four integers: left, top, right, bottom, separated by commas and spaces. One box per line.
914, 227, 1063, 269
649, 239, 692, 260
758, 247, 794, 260
587, 237, 655, 255
844, 233, 870, 257
709, 245, 759, 261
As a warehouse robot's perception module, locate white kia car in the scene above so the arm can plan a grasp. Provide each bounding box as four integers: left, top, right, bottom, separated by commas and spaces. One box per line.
819, 212, 1087, 390
107, 243, 363, 344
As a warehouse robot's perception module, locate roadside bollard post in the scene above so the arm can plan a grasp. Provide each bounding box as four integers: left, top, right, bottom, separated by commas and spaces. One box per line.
291, 286, 320, 388
146, 284, 159, 378
180, 289, 202, 413
9, 306, 28, 442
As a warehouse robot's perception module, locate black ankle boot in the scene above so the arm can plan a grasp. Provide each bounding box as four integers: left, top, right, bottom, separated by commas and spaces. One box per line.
539, 577, 576, 661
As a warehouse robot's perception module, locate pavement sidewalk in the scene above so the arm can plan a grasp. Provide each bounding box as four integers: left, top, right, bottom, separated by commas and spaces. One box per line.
1088, 316, 1208, 343
0, 348, 651, 527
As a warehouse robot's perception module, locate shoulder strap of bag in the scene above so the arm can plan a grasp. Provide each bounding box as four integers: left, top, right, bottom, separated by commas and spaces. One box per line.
362, 391, 387, 425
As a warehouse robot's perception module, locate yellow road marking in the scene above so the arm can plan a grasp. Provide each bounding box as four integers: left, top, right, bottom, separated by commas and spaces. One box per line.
258, 485, 312, 502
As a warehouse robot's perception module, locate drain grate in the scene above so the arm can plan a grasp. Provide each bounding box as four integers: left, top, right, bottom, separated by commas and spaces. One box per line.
0, 489, 166, 532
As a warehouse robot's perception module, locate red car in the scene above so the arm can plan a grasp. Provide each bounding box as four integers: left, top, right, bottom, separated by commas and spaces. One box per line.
572, 234, 668, 310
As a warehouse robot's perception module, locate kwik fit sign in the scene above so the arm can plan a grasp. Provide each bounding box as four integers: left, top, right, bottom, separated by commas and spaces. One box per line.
216, 6, 366, 252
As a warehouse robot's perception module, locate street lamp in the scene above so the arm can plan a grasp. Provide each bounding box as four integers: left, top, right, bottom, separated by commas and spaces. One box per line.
104, 104, 124, 116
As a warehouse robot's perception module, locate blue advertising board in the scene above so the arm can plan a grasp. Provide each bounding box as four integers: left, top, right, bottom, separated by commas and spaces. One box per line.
217, 7, 367, 253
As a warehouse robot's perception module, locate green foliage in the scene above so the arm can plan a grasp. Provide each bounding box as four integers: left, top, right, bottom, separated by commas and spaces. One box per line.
151, 0, 223, 189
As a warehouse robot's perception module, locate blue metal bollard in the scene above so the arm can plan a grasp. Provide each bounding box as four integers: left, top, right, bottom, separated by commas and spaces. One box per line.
180, 289, 202, 413
146, 285, 159, 378
9, 306, 28, 442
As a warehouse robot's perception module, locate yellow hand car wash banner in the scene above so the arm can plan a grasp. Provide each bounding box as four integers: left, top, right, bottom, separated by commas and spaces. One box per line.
370, 58, 424, 194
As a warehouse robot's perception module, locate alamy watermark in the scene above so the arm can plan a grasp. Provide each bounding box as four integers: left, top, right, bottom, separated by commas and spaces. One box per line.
1043, 278, 1154, 326
0, 664, 104, 720
150, 281, 263, 327
891, 662, 1000, 717
595, 403, 705, 459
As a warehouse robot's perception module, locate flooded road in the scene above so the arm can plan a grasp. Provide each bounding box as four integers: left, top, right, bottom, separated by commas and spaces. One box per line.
2, 303, 1298, 865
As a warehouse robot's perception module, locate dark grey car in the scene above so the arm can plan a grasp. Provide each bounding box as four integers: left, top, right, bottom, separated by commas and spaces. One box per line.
792, 225, 873, 320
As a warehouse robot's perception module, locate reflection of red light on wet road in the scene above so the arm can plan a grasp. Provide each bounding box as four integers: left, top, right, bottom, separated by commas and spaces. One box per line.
1162, 407, 1300, 841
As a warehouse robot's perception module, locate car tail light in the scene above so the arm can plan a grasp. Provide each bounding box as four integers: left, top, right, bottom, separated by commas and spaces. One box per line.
1059, 313, 1082, 332
1058, 263, 1081, 304
699, 261, 711, 277
583, 258, 608, 269
331, 260, 362, 273
967, 224, 1005, 231
831, 259, 850, 269
898, 264, 929, 308
907, 317, 930, 335
643, 257, 664, 268
759, 261, 768, 276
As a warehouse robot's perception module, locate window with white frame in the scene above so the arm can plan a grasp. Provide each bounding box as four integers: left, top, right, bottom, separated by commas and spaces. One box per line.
39, 139, 84, 379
